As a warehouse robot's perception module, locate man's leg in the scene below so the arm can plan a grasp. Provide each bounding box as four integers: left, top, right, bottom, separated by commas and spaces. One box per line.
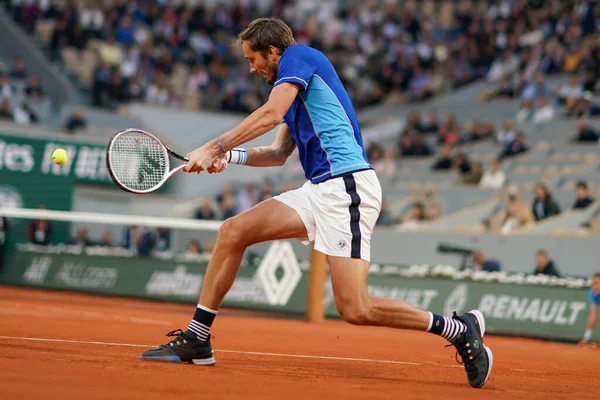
199, 198, 308, 310
328, 256, 493, 388
328, 256, 430, 330
141, 198, 309, 364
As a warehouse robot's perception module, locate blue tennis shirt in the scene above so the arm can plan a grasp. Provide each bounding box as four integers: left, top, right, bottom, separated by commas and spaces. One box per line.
274, 44, 371, 183
590, 288, 600, 306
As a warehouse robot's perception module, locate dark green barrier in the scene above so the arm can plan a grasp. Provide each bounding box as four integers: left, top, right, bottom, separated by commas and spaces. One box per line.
0, 132, 114, 244
0, 245, 596, 342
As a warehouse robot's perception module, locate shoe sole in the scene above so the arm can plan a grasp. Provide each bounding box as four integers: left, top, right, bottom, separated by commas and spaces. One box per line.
141, 355, 216, 366
468, 309, 493, 388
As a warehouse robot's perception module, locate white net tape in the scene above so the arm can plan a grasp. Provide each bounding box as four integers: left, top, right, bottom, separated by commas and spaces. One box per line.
108, 131, 169, 191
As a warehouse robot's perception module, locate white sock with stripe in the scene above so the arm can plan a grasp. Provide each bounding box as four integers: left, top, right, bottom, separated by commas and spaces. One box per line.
185, 304, 217, 342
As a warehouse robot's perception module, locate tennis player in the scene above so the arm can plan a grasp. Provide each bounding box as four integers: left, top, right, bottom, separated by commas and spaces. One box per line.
579, 273, 600, 346
141, 18, 493, 388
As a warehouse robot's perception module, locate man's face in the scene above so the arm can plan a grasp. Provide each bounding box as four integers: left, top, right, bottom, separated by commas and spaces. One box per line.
535, 252, 548, 269
242, 41, 278, 85
576, 186, 588, 200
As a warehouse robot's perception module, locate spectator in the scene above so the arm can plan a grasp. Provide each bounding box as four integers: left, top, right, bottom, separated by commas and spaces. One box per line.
260, 180, 276, 201
425, 203, 441, 221
579, 273, 600, 346
532, 97, 556, 124
569, 91, 600, 118
463, 162, 483, 185
373, 149, 396, 177
98, 36, 122, 68
9, 56, 27, 79
555, 75, 583, 108
236, 183, 260, 214
534, 250, 561, 277
154, 228, 171, 252
531, 183, 561, 221
49, 19, 68, 62
13, 102, 39, 125
431, 145, 453, 170
122, 225, 138, 250
71, 227, 92, 247
187, 240, 202, 255
496, 121, 517, 146
63, 108, 87, 134
0, 99, 13, 120
137, 229, 154, 257
27, 205, 51, 245
573, 119, 599, 142
220, 194, 236, 220
115, 15, 135, 46
479, 159, 506, 189
516, 99, 534, 122
472, 250, 502, 272
437, 113, 460, 146
395, 202, 426, 232
500, 196, 533, 235
453, 152, 472, 175
487, 49, 519, 83
521, 72, 551, 101
99, 229, 112, 247
573, 181, 595, 210
399, 136, 433, 157
24, 75, 44, 100
479, 75, 516, 102
499, 132, 529, 160
216, 183, 234, 206
460, 120, 480, 143
0, 73, 14, 99
195, 198, 216, 220
417, 111, 439, 134
69, 24, 88, 51
478, 122, 495, 141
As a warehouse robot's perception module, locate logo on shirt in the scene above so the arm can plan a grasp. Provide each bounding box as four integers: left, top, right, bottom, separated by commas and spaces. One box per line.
337, 240, 347, 249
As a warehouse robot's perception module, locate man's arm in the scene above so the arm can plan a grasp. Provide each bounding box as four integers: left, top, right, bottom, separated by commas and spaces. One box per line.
183, 82, 300, 173
244, 123, 296, 167
210, 82, 299, 155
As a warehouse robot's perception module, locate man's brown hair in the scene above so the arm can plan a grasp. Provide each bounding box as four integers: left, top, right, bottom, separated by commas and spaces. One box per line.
238, 18, 296, 55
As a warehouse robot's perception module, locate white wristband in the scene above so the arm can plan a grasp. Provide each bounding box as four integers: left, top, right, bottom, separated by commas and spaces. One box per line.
227, 148, 248, 165
584, 329, 593, 341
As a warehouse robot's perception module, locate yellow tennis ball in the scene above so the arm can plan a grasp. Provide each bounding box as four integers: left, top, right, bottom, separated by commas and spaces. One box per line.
52, 148, 68, 166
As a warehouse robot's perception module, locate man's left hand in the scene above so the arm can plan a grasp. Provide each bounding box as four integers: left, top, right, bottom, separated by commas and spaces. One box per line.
184, 145, 219, 173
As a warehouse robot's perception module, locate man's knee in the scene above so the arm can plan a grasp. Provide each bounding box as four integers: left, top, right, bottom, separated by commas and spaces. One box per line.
218, 216, 251, 249
335, 297, 371, 326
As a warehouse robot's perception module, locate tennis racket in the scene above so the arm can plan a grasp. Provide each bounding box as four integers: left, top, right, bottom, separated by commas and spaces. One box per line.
106, 128, 188, 194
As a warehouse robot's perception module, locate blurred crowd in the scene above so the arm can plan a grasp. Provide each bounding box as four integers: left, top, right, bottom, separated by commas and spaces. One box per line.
0, 54, 89, 133
0, 56, 44, 126
6, 0, 592, 113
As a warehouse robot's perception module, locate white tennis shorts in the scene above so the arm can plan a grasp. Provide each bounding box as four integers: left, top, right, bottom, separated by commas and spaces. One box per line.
274, 169, 382, 261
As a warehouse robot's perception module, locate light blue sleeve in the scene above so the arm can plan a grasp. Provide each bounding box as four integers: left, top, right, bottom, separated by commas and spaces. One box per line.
590, 289, 600, 306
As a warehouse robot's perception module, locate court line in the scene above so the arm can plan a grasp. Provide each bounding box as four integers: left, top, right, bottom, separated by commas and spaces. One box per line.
0, 336, 420, 366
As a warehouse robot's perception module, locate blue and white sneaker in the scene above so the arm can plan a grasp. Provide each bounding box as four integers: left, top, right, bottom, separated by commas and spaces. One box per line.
449, 310, 493, 388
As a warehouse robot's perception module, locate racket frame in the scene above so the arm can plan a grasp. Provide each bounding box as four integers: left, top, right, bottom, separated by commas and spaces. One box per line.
106, 128, 189, 194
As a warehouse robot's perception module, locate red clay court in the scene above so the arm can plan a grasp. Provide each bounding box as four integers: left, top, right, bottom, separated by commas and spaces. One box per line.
0, 286, 597, 399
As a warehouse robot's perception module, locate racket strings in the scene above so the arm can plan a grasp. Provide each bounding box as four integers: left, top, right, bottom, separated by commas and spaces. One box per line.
109, 131, 169, 191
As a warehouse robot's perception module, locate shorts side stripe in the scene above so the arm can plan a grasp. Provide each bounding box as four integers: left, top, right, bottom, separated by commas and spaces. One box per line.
343, 174, 362, 259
